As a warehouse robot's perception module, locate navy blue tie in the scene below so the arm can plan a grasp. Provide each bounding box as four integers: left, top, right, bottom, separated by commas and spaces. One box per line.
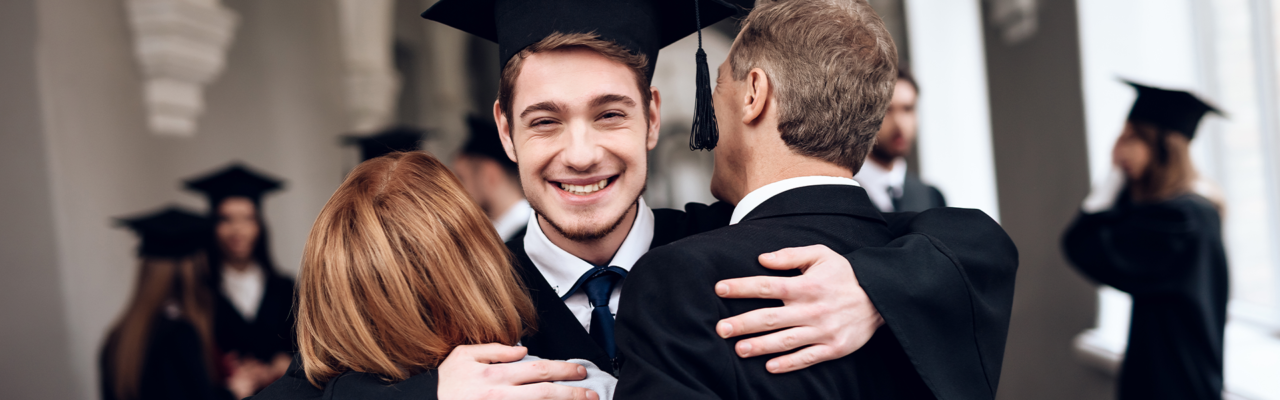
562, 265, 628, 359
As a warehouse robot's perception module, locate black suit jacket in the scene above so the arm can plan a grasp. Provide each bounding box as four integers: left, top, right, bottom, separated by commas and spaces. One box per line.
615, 185, 1017, 400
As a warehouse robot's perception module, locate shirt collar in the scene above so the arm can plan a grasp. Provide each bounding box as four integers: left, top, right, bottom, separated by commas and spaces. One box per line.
853, 158, 908, 213
493, 199, 532, 242
523, 197, 655, 298
730, 176, 861, 225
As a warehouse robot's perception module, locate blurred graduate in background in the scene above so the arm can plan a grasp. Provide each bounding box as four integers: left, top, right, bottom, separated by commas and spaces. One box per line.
1063, 81, 1227, 400
451, 115, 530, 242
853, 68, 946, 213
184, 164, 295, 394
343, 126, 427, 162
99, 207, 256, 400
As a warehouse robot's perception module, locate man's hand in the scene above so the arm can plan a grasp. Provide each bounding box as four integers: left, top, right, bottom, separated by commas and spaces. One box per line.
713, 245, 884, 374
437, 344, 598, 400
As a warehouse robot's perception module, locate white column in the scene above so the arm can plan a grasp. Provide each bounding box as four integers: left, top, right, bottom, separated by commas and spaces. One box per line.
125, 0, 239, 136
903, 0, 1001, 221
335, 0, 400, 133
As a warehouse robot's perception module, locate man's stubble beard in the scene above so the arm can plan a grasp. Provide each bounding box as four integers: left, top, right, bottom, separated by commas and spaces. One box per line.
535, 180, 646, 242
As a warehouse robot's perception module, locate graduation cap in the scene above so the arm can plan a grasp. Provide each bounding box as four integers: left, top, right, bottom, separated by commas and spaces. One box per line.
183, 163, 284, 208
343, 126, 428, 162
116, 206, 213, 258
459, 115, 516, 169
422, 0, 740, 151
1124, 80, 1222, 140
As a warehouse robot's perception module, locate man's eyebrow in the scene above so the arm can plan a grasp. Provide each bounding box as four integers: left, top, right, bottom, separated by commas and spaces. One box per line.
520, 101, 566, 119
589, 94, 637, 109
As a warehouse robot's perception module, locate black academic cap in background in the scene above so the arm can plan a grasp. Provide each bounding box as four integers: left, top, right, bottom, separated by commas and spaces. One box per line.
343, 126, 428, 162
183, 163, 284, 208
116, 206, 213, 258
459, 115, 516, 169
1124, 80, 1222, 140
421, 0, 739, 81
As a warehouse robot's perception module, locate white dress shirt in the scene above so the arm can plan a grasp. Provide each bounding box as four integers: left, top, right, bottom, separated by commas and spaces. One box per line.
730, 176, 862, 225
523, 198, 655, 333
221, 263, 265, 322
853, 157, 908, 213
493, 199, 533, 242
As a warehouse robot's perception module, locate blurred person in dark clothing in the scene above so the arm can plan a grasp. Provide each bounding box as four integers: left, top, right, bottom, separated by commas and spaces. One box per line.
344, 126, 427, 162
185, 163, 296, 393
452, 115, 531, 242
854, 68, 946, 213
100, 206, 257, 400
1063, 81, 1227, 400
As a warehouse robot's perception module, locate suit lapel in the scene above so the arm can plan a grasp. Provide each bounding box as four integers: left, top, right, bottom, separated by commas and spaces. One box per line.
509, 237, 614, 374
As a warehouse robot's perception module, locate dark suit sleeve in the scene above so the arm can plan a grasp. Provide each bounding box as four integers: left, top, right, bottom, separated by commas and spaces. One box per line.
615, 248, 737, 400
851, 208, 1018, 400
1062, 201, 1201, 294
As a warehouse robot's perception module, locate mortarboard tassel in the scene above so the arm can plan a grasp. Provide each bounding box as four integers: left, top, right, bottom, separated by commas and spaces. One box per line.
690, 0, 719, 151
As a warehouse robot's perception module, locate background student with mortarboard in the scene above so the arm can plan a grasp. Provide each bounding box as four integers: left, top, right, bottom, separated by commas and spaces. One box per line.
100, 207, 257, 400
1063, 81, 1228, 400
614, 1, 1017, 398
184, 163, 296, 395
452, 115, 533, 242
343, 126, 427, 162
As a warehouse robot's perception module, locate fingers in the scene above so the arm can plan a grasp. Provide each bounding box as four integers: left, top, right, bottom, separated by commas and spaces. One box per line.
763, 344, 840, 374
715, 306, 809, 338
715, 275, 793, 300
459, 343, 529, 364
730, 326, 823, 358
757, 244, 839, 271
506, 383, 598, 400
497, 360, 589, 385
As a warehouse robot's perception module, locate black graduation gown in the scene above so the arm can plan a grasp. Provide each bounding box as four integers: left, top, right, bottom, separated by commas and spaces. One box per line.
1063, 193, 1228, 400
895, 174, 947, 212
614, 185, 1017, 400
100, 316, 233, 400
215, 271, 297, 362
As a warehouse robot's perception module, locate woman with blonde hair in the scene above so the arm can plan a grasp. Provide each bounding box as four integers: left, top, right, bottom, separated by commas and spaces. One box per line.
258, 151, 612, 399
1064, 82, 1228, 400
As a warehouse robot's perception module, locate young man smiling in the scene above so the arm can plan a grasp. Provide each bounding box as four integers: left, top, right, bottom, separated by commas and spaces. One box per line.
253, 1, 1012, 400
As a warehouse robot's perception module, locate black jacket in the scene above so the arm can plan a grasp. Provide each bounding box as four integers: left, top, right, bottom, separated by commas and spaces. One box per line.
896, 174, 947, 212
614, 185, 1016, 400
1063, 193, 1228, 400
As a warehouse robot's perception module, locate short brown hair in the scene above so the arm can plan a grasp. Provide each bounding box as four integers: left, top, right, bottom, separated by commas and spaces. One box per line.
730, 0, 898, 173
498, 32, 652, 132
296, 152, 536, 386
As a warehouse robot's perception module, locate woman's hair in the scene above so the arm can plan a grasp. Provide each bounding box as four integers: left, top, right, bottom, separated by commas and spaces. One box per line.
104, 254, 218, 400
297, 151, 536, 386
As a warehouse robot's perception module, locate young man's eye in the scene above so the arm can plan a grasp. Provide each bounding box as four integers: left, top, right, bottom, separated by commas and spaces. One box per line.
601, 111, 626, 120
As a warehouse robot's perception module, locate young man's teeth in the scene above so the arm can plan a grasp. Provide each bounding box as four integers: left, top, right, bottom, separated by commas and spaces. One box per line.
560, 178, 610, 195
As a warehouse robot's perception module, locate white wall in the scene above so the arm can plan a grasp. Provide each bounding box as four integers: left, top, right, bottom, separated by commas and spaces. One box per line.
904, 0, 1001, 221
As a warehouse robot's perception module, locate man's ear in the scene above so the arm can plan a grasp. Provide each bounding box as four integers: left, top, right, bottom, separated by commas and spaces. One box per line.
493, 100, 518, 163
647, 87, 662, 151
742, 67, 770, 125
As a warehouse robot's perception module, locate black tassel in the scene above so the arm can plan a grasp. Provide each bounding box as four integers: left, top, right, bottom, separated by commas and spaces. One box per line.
690, 0, 719, 151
